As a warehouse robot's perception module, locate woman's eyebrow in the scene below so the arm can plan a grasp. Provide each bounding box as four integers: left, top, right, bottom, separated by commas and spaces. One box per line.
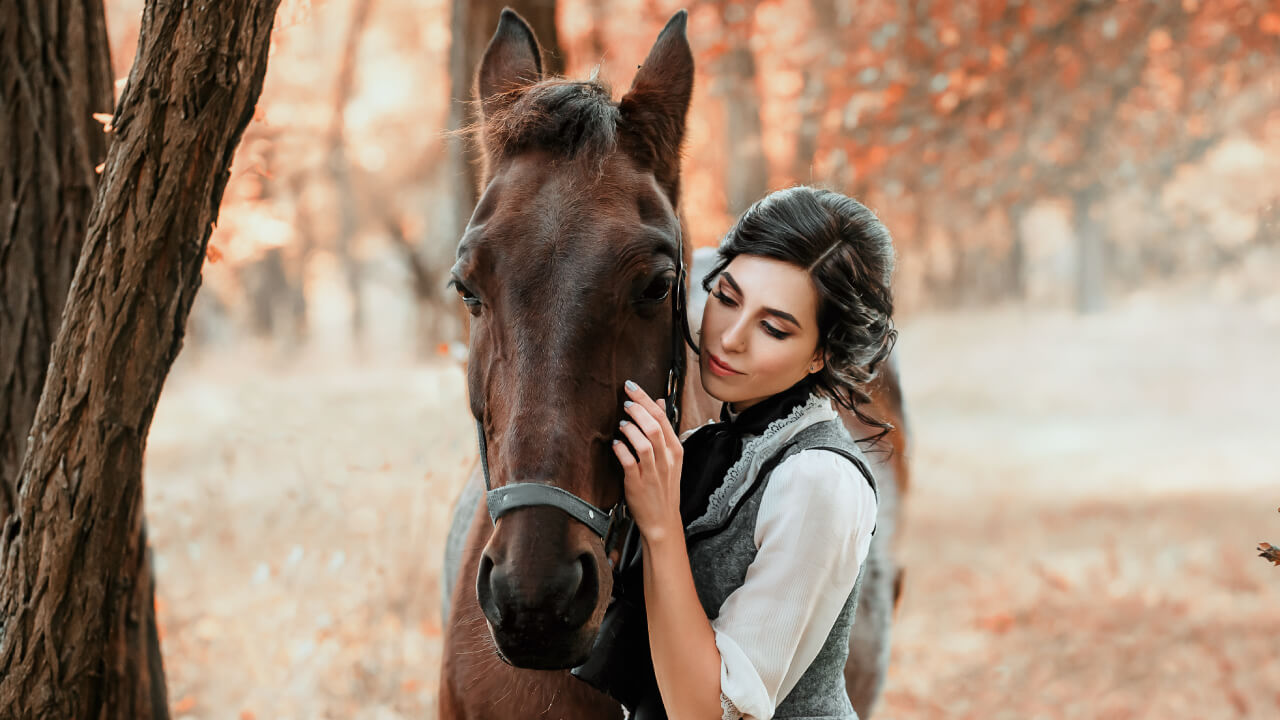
721, 271, 804, 329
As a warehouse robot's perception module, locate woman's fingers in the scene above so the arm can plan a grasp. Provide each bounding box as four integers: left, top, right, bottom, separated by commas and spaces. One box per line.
611, 439, 638, 478
618, 419, 657, 477
623, 381, 678, 462
624, 380, 667, 423
624, 402, 675, 473
654, 399, 681, 456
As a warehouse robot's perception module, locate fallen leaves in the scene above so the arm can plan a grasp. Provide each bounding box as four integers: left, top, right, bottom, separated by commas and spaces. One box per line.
1259, 543, 1280, 566
976, 612, 1016, 634
1259, 506, 1279, 566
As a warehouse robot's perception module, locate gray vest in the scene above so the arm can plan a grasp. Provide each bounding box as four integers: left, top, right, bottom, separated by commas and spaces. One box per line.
685, 417, 876, 720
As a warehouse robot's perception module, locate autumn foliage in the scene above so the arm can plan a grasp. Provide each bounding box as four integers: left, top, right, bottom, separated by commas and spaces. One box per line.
96, 0, 1280, 341
1262, 507, 1280, 567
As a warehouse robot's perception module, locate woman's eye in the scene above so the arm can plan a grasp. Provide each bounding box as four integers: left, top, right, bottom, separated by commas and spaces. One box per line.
639, 275, 674, 303
712, 290, 737, 307
761, 322, 789, 340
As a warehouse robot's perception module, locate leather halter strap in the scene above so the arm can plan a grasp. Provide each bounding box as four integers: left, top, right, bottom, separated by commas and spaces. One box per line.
474, 227, 695, 556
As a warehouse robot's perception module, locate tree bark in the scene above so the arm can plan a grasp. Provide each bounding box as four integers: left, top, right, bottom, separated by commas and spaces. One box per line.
1073, 186, 1106, 314
328, 0, 377, 347
0, 1, 281, 717
447, 0, 562, 239
714, 7, 768, 216
790, 0, 839, 183
0, 0, 113, 517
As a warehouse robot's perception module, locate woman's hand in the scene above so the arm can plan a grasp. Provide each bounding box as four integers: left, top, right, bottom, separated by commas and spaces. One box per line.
613, 380, 683, 544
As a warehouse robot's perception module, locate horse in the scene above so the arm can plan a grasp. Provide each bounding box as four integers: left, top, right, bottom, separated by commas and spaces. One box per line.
439, 9, 909, 719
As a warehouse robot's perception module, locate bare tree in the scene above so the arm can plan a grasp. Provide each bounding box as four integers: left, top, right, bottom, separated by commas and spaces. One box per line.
446, 0, 562, 239
790, 0, 840, 184
328, 0, 378, 345
0, 0, 282, 716
712, 1, 768, 216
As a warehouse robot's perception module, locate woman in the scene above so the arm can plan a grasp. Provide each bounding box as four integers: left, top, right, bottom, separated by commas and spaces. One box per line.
574, 186, 898, 720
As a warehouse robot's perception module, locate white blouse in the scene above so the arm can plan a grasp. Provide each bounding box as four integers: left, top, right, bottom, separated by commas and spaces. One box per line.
712, 449, 877, 720
681, 399, 878, 720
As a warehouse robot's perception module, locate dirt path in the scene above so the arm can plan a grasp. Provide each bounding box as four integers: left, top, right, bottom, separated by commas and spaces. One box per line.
146, 286, 1280, 719
882, 290, 1280, 719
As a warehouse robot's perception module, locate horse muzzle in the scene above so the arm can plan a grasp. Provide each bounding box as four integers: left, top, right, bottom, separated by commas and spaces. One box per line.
476, 506, 610, 668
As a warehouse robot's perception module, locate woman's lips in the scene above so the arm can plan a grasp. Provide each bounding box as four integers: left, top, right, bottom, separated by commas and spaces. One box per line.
707, 352, 743, 377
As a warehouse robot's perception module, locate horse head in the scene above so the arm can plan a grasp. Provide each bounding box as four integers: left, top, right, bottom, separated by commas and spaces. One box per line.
450, 9, 693, 669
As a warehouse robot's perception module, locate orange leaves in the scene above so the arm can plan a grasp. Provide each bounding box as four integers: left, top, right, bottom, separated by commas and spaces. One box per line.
92, 112, 114, 132
703, 39, 731, 62
1261, 13, 1280, 36
1260, 507, 1280, 567
1148, 28, 1174, 53
419, 618, 442, 637
989, 45, 1007, 70
1260, 543, 1280, 566
976, 612, 1015, 634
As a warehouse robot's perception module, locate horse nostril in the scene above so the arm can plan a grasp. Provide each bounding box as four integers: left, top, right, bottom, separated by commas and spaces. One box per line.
560, 552, 599, 628
476, 552, 501, 625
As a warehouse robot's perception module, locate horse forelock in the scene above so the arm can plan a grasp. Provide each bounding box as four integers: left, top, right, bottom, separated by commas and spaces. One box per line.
481, 76, 621, 168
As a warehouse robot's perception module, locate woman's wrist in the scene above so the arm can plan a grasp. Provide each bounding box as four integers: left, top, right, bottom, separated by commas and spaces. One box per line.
639, 516, 684, 552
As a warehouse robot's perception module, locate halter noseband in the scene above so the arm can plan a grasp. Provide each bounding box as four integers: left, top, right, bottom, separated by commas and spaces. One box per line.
473, 230, 697, 558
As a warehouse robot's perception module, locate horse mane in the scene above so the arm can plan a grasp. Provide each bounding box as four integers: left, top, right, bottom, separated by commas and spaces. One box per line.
478, 73, 623, 167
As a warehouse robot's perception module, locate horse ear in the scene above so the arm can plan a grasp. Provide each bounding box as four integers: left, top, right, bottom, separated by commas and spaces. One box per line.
476, 8, 544, 119
620, 10, 694, 204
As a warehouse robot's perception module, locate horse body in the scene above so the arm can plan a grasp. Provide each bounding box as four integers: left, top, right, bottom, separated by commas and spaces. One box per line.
439, 9, 907, 719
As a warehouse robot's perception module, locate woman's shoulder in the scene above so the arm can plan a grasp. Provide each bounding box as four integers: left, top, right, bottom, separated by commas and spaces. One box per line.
756, 447, 877, 544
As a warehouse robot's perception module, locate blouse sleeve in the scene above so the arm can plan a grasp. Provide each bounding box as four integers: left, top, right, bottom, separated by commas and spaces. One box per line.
710, 449, 878, 720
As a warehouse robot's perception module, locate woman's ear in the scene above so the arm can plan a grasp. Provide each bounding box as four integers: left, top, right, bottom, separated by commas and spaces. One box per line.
808, 350, 825, 374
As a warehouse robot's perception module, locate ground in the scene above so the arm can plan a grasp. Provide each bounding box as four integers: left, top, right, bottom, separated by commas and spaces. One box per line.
147, 276, 1280, 719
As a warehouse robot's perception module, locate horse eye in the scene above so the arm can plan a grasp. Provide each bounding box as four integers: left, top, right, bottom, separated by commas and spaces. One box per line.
448, 278, 483, 316
638, 275, 674, 303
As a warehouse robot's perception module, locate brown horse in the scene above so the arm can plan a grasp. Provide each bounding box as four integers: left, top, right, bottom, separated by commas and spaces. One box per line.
439, 9, 908, 719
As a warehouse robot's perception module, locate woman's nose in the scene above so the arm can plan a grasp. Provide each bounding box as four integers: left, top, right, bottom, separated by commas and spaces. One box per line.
721, 316, 748, 353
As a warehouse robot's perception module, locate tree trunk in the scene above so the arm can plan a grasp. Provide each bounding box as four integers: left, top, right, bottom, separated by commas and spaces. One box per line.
328, 0, 377, 348
790, 0, 839, 183
0, 1, 281, 717
0, 0, 113, 518
1008, 201, 1028, 300
0, 4, 166, 713
717, 16, 768, 216
1073, 186, 1107, 314
447, 0, 562, 238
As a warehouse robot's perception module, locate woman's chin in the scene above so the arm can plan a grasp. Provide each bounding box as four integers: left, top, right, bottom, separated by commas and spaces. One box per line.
699, 370, 739, 405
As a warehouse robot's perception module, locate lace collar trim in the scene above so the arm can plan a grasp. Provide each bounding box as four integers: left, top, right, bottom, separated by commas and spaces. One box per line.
685, 393, 837, 535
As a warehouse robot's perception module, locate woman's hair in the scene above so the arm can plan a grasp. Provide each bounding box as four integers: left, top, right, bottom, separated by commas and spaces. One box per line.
701, 186, 898, 441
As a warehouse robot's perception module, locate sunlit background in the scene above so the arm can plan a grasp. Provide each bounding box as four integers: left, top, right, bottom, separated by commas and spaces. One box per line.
100, 0, 1280, 717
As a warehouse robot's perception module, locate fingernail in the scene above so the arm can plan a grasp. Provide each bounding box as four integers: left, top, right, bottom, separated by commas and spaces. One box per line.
612, 439, 620, 445
623, 400, 634, 408
619, 420, 629, 427
625, 380, 638, 391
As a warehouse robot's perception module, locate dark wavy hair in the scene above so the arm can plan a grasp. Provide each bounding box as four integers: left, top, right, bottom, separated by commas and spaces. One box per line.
701, 186, 898, 441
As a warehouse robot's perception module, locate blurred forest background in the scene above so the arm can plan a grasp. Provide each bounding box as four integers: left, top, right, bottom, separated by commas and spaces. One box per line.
85, 0, 1280, 718
96, 0, 1280, 356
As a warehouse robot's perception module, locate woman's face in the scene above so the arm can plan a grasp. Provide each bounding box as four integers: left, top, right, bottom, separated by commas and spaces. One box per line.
698, 254, 824, 411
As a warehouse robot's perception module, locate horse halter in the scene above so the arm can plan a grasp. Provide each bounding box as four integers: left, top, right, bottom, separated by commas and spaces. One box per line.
473, 230, 698, 558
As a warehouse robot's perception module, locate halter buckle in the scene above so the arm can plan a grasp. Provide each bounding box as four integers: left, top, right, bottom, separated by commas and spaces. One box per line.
602, 502, 633, 565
